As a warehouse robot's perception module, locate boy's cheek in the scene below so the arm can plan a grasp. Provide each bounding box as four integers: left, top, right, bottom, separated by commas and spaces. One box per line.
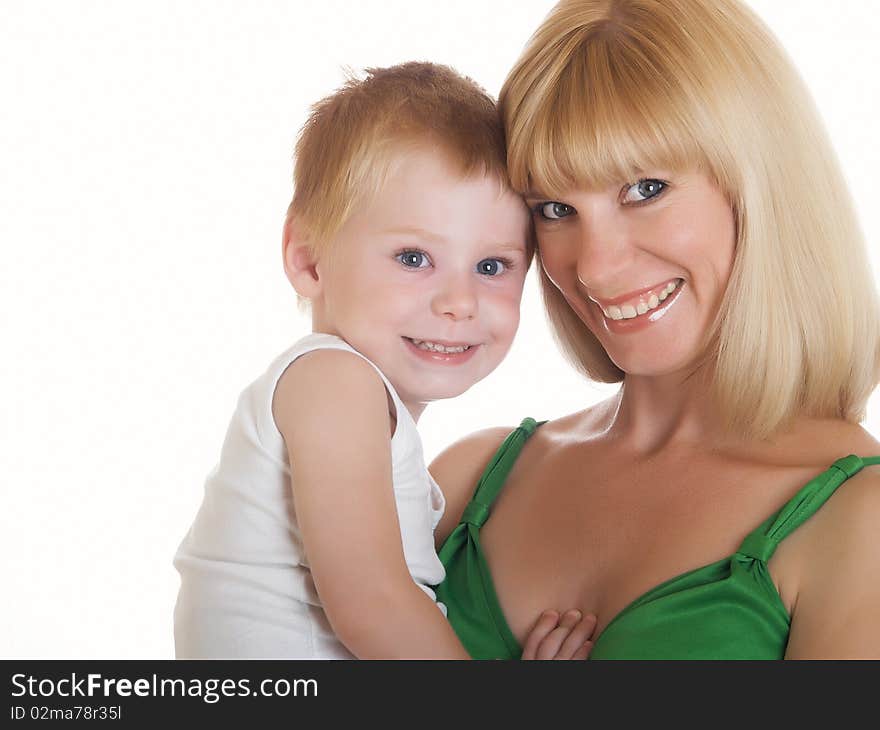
492, 300, 523, 341
509, 275, 529, 303
483, 288, 524, 315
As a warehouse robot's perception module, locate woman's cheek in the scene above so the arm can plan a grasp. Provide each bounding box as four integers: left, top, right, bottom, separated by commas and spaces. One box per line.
539, 251, 570, 294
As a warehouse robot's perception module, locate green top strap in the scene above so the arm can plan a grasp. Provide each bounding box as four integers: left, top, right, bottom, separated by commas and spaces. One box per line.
460, 417, 541, 528
736, 454, 880, 563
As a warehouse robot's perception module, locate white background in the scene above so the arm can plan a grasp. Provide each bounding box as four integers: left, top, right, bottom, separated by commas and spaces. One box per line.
1, 1, 878, 658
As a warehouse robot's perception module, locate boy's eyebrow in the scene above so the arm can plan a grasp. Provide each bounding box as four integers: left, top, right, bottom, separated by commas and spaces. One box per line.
492, 241, 529, 254
382, 226, 527, 252
381, 225, 446, 243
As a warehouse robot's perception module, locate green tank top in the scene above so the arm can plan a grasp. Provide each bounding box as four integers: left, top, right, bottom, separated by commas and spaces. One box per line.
435, 417, 880, 659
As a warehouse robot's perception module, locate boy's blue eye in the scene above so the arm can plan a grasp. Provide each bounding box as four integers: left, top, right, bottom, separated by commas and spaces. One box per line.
396, 250, 430, 268
476, 258, 506, 276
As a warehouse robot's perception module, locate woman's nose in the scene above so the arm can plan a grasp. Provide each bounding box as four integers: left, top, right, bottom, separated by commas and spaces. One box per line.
572, 212, 634, 293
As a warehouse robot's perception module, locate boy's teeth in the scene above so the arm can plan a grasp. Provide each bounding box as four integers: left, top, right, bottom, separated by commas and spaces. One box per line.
409, 339, 471, 354
602, 279, 682, 320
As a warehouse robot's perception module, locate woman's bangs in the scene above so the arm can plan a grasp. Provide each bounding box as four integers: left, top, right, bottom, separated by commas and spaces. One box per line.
516, 37, 708, 198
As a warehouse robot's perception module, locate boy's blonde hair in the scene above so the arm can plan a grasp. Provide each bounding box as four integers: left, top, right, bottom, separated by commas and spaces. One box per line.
288, 61, 514, 255
499, 0, 880, 440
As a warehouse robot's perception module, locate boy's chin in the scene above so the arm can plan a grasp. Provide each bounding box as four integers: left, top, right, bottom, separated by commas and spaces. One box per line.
408, 381, 475, 404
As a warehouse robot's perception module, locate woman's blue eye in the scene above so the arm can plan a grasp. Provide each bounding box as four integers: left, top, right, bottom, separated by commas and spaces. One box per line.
396, 250, 430, 268
622, 179, 667, 204
476, 258, 506, 276
537, 202, 574, 220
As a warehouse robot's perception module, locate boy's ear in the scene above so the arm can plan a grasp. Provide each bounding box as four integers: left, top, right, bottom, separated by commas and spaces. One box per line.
282, 217, 322, 299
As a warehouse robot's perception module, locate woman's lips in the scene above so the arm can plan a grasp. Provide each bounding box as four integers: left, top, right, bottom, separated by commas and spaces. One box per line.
590, 278, 683, 320
593, 279, 685, 333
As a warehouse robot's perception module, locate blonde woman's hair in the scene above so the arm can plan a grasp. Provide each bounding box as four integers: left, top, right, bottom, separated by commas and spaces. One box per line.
288, 61, 512, 254
500, 0, 880, 439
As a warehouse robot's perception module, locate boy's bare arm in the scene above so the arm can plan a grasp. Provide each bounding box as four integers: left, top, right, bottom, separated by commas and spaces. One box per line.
273, 348, 470, 659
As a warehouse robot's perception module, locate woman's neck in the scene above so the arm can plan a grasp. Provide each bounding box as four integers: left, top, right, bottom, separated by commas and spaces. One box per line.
601, 368, 738, 457
595, 369, 873, 466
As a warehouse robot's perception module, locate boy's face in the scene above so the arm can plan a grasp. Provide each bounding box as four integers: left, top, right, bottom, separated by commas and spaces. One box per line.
310, 146, 530, 419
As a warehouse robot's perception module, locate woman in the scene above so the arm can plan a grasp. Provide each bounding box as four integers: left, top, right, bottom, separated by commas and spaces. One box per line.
432, 0, 880, 659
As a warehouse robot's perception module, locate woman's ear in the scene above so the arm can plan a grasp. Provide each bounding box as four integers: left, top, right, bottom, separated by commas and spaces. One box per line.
282, 217, 322, 300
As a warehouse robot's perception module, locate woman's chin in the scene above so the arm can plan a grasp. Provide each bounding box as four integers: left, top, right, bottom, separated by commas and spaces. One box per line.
606, 347, 699, 379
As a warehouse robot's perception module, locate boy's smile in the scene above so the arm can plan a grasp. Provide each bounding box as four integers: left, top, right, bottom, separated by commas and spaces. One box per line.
302, 145, 531, 420
402, 336, 480, 364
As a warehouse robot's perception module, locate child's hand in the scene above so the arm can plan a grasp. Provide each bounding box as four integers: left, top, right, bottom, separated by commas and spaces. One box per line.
521, 609, 597, 660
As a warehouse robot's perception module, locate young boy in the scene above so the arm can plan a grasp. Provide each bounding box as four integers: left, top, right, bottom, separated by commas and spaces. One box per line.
173, 62, 595, 659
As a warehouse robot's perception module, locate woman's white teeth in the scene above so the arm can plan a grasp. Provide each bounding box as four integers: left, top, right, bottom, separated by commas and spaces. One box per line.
604, 280, 681, 320
409, 339, 470, 353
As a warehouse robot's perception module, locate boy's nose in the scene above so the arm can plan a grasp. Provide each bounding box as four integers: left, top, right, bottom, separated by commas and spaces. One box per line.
431, 276, 477, 321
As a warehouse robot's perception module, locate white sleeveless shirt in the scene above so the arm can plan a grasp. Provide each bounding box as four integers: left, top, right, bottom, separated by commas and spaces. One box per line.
173, 333, 447, 658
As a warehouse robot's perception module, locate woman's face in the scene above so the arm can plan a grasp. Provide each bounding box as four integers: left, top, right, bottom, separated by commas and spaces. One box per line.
527, 171, 736, 377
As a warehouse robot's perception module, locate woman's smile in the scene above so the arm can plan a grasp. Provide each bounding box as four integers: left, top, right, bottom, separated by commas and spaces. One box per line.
588, 277, 684, 321
591, 278, 686, 334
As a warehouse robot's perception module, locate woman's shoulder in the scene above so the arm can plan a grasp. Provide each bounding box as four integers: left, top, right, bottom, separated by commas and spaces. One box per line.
802, 419, 880, 468
429, 403, 615, 543
813, 418, 880, 452
741, 417, 880, 470
430, 423, 529, 501
780, 422, 880, 657
430, 399, 615, 479
536, 401, 617, 440
755, 418, 880, 527
774, 420, 880, 565
801, 419, 880, 529
814, 420, 880, 516
430, 425, 518, 545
